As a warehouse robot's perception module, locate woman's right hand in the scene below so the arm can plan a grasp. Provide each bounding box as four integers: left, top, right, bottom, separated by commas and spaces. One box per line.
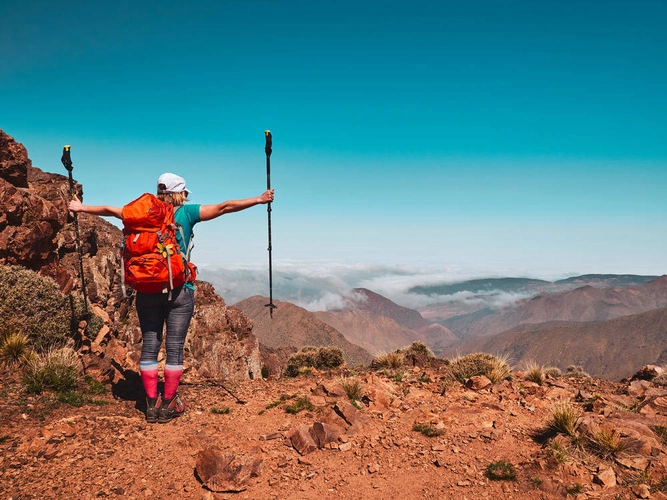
68, 195, 84, 213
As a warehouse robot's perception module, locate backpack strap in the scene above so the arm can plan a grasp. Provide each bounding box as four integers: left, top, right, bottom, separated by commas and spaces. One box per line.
174, 206, 195, 262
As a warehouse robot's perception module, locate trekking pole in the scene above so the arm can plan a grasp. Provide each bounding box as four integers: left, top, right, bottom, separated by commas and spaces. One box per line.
61, 145, 89, 319
205, 379, 247, 405
264, 130, 277, 318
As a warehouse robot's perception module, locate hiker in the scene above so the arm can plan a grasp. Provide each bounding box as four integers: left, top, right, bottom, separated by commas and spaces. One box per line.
69, 173, 274, 423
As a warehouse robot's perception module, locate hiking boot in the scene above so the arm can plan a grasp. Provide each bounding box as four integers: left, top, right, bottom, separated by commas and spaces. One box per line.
146, 395, 162, 424
158, 394, 185, 423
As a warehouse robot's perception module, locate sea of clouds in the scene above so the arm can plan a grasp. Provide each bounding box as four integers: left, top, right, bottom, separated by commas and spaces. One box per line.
199, 260, 570, 312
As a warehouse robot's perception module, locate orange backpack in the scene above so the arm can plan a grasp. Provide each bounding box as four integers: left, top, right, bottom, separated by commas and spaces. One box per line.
120, 193, 196, 295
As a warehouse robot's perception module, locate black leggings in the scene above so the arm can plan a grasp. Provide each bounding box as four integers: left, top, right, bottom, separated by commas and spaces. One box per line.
136, 285, 195, 366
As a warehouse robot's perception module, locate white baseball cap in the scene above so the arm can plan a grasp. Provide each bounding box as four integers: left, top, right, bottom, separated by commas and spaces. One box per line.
157, 173, 191, 195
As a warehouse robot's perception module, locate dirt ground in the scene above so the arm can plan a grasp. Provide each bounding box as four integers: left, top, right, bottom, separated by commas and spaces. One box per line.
1, 366, 666, 500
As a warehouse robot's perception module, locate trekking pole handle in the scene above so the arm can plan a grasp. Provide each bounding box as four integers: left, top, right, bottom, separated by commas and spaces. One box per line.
61, 145, 73, 172
265, 130, 272, 159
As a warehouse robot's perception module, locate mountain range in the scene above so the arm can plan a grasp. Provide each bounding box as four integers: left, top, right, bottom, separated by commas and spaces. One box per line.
235, 274, 667, 381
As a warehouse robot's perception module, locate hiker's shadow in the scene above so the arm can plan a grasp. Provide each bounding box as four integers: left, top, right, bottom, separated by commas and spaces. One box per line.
111, 363, 161, 414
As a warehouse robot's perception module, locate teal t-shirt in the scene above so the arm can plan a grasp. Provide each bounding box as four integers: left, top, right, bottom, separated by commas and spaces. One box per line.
174, 204, 201, 289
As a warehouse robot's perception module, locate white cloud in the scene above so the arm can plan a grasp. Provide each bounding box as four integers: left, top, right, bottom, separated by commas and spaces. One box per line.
199, 259, 552, 312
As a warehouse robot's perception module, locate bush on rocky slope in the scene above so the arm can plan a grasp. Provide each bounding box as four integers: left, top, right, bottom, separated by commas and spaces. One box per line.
0, 266, 76, 350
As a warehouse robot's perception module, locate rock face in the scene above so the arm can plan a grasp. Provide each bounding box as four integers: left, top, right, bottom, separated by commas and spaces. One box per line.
188, 282, 262, 382
0, 131, 69, 272
0, 129, 261, 383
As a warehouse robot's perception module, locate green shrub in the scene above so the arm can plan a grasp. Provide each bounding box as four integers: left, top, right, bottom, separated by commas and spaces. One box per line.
23, 347, 80, 395
84, 376, 107, 395
565, 365, 590, 378
85, 313, 105, 340
653, 373, 667, 387
211, 407, 231, 415
412, 423, 445, 437
548, 438, 569, 463
315, 347, 344, 370
485, 460, 517, 481
58, 390, 85, 407
261, 365, 270, 379
403, 342, 435, 358
264, 394, 295, 411
564, 483, 583, 496
285, 396, 315, 414
0, 266, 74, 350
446, 352, 513, 384
284, 346, 345, 377
543, 366, 563, 378
284, 351, 317, 377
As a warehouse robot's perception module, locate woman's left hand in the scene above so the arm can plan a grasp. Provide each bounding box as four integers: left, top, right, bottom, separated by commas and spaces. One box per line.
258, 189, 275, 204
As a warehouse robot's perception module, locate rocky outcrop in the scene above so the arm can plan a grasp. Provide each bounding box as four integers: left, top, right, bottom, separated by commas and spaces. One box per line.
187, 282, 262, 382
0, 134, 67, 271
0, 131, 31, 188
0, 129, 262, 384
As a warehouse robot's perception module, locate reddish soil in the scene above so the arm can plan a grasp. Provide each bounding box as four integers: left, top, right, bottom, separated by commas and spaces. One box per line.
2, 366, 667, 500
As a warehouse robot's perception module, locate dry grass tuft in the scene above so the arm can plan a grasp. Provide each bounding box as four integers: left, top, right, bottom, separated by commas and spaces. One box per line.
523, 361, 545, 385
447, 352, 513, 384
373, 351, 405, 371
548, 399, 580, 438
0, 331, 32, 367
338, 377, 365, 402
22, 347, 80, 395
587, 424, 627, 458
565, 365, 590, 378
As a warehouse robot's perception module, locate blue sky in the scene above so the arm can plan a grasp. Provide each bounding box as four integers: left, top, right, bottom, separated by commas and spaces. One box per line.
2, 0, 666, 299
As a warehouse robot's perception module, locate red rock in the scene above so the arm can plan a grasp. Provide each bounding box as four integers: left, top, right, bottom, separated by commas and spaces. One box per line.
287, 425, 318, 455
309, 421, 341, 448
465, 375, 492, 390
593, 466, 616, 488
195, 447, 263, 493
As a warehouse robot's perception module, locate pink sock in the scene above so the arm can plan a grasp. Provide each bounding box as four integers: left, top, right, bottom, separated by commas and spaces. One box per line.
163, 364, 183, 401
139, 361, 159, 399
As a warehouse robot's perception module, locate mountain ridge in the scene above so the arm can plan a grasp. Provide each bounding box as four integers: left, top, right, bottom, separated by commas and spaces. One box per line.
233, 295, 373, 367
441, 306, 667, 381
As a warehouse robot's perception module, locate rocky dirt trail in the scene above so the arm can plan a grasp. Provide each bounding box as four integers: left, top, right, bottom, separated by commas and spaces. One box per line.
3, 364, 667, 500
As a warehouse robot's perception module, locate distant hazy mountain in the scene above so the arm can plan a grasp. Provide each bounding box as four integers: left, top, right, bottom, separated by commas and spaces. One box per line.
411, 274, 659, 296
441, 275, 667, 341
233, 296, 373, 367
410, 277, 552, 296
314, 288, 457, 355
441, 307, 667, 381
554, 274, 661, 287
416, 274, 660, 324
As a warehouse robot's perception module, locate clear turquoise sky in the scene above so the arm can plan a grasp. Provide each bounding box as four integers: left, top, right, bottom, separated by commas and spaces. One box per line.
2, 0, 666, 277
